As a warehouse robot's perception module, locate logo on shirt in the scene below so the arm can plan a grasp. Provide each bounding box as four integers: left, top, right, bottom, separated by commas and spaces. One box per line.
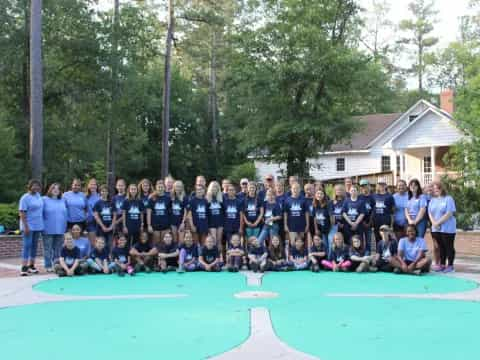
226, 205, 238, 219
128, 205, 141, 220
172, 202, 181, 215
347, 208, 358, 220
196, 204, 206, 219
100, 207, 112, 221
210, 202, 221, 215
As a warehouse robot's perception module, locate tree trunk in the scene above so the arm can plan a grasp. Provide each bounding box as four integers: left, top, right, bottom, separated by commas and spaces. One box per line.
23, 0, 30, 165
208, 30, 218, 172
107, 0, 120, 194
161, 0, 174, 178
30, 0, 43, 180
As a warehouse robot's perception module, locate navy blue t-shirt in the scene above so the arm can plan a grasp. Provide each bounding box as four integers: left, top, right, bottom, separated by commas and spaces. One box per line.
304, 197, 315, 218
134, 241, 152, 253
244, 196, 263, 224
122, 199, 144, 232
189, 197, 209, 233
170, 196, 187, 227
236, 191, 247, 202
314, 204, 331, 233
329, 245, 350, 262
208, 199, 224, 228
112, 194, 126, 216
201, 246, 219, 264
140, 194, 150, 210
157, 242, 178, 255
180, 243, 198, 261
290, 246, 307, 259
112, 246, 129, 264
90, 247, 109, 261
93, 199, 114, 228
342, 198, 366, 225
61, 246, 80, 267
148, 194, 171, 229
329, 199, 345, 225
284, 196, 308, 232
223, 197, 244, 232
309, 243, 326, 255
372, 193, 395, 226
359, 194, 375, 224
263, 201, 282, 224
248, 244, 266, 256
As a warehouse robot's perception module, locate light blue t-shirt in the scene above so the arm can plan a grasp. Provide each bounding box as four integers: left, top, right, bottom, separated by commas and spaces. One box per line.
406, 194, 427, 219
74, 237, 91, 259
398, 236, 428, 262
63, 191, 87, 223
428, 195, 456, 234
393, 192, 408, 226
42, 196, 67, 235
19, 192, 44, 231
86, 193, 101, 223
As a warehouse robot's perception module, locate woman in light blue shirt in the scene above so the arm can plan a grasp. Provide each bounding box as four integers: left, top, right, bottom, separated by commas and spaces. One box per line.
85, 178, 101, 245
63, 178, 87, 230
42, 183, 67, 272
19, 179, 44, 276
429, 181, 456, 273
393, 180, 408, 239
405, 179, 427, 238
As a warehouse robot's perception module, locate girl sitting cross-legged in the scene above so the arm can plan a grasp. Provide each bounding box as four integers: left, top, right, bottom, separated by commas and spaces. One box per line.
177, 231, 199, 273
87, 237, 110, 274
247, 236, 268, 272
322, 232, 351, 272
266, 235, 288, 271
55, 232, 85, 277
308, 234, 327, 272
199, 235, 223, 272
288, 236, 309, 271
226, 233, 245, 272
349, 235, 377, 273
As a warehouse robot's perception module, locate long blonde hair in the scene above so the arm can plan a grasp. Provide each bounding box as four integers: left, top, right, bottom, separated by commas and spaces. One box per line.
206, 181, 223, 203
171, 180, 186, 202
332, 232, 345, 250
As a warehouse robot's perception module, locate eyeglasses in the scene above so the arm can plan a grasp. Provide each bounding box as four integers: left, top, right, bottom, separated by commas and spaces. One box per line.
241, 183, 248, 186
266, 178, 273, 182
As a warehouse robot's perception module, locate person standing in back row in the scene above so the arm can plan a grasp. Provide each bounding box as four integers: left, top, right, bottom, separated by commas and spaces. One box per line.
372, 181, 394, 243
393, 180, 408, 239
63, 178, 87, 230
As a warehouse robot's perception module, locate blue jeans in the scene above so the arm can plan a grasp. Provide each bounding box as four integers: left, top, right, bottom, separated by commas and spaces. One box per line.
364, 227, 372, 255
42, 234, 64, 268
257, 223, 279, 246
22, 231, 41, 262
416, 218, 427, 238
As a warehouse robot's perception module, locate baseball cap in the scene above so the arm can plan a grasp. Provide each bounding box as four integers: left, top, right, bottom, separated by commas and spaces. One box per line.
240, 178, 249, 185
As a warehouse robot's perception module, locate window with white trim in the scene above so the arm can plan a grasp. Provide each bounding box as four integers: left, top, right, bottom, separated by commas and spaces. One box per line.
381, 156, 391, 172
336, 158, 345, 172
396, 155, 401, 174
424, 156, 432, 173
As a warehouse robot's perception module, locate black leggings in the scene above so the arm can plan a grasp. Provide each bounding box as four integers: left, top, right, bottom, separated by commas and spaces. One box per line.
432, 232, 455, 266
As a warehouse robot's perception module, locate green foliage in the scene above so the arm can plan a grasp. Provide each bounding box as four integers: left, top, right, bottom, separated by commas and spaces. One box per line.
225, 162, 257, 184
0, 203, 19, 230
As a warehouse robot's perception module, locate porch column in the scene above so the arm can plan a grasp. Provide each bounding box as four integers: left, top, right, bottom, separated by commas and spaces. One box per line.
431, 146, 436, 182
393, 151, 398, 186
398, 150, 404, 181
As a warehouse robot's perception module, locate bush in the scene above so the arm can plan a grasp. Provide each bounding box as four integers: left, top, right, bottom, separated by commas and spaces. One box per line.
442, 176, 480, 231
0, 203, 19, 231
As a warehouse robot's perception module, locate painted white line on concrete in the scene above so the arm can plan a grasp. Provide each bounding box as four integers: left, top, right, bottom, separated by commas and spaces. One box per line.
0, 261, 19, 270
210, 307, 318, 360
241, 271, 264, 286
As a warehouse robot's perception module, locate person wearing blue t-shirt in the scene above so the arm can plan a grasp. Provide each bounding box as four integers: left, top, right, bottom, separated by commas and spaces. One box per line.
405, 179, 428, 238
313, 189, 331, 251
322, 232, 351, 272
236, 178, 249, 202
177, 231, 199, 272
428, 182, 457, 273
86, 237, 111, 274
199, 235, 223, 272
110, 235, 134, 276
147, 180, 171, 245
266, 235, 288, 271
85, 179, 101, 245
304, 183, 316, 246
42, 183, 67, 272
274, 181, 287, 243
112, 178, 127, 228
188, 185, 209, 245
308, 235, 327, 272
243, 182, 264, 239
393, 180, 409, 239
350, 235, 376, 272
207, 181, 224, 250
170, 180, 188, 244
359, 179, 375, 253
226, 234, 245, 272
258, 189, 283, 246
373, 225, 398, 272
93, 185, 116, 251
122, 184, 145, 247
63, 178, 87, 230
138, 179, 153, 228
247, 236, 267, 272
223, 184, 245, 245
129, 232, 158, 273
19, 179, 44, 276
54, 233, 85, 277
287, 236, 309, 270
72, 224, 91, 263
156, 232, 179, 272
372, 181, 395, 243
393, 225, 431, 275
284, 183, 309, 248
341, 185, 366, 246
328, 185, 346, 251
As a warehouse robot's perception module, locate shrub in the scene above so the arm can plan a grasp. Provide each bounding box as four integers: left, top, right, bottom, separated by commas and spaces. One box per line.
0, 203, 19, 231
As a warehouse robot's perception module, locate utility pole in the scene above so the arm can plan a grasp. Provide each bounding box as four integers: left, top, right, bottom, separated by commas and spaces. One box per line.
30, 0, 43, 180
161, 0, 174, 178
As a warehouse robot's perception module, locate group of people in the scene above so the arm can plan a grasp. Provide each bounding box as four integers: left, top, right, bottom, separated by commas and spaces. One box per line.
17, 173, 456, 277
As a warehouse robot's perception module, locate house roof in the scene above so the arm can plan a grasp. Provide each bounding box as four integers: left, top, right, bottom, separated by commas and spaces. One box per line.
330, 113, 402, 152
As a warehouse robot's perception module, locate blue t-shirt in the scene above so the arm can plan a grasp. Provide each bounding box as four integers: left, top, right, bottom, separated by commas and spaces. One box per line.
90, 247, 109, 261
358, 194, 375, 224
244, 196, 263, 224
398, 236, 427, 261
372, 193, 395, 225
223, 197, 244, 232
93, 200, 115, 228
275, 194, 286, 211
284, 196, 308, 232
170, 196, 187, 227
314, 204, 331, 233
112, 194, 126, 216
74, 237, 91, 259
61, 246, 80, 267
309, 243, 326, 255
290, 246, 307, 259
263, 201, 282, 224
208, 199, 224, 228
201, 246, 219, 264
248, 244, 266, 256
112, 246, 129, 264
86, 193, 101, 223
428, 195, 456, 234
180, 243, 198, 261
329, 199, 344, 225
329, 245, 350, 262
189, 197, 209, 232
19, 192, 44, 231
63, 191, 87, 223
407, 194, 427, 219
148, 195, 171, 229
304, 197, 315, 218
393, 192, 409, 227
42, 197, 67, 235
342, 198, 366, 224
140, 194, 151, 210
122, 199, 145, 232
376, 239, 398, 261
236, 191, 247, 202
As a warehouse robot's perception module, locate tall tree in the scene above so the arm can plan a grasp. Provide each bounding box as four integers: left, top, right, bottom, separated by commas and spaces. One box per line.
30, 0, 43, 180
398, 0, 438, 93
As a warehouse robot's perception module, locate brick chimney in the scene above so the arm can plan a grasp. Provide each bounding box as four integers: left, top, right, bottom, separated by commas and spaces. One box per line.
440, 89, 454, 114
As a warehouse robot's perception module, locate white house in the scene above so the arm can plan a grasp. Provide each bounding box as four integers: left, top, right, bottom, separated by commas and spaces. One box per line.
254, 90, 465, 185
